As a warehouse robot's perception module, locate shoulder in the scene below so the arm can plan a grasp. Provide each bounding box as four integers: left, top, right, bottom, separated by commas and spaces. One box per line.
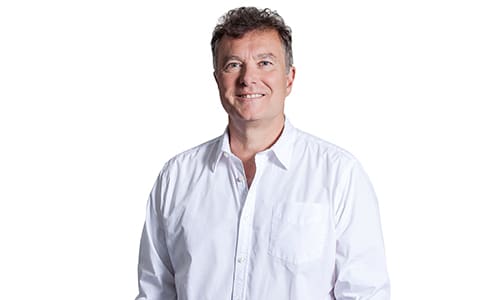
159, 135, 221, 174
292, 128, 375, 199
293, 127, 358, 164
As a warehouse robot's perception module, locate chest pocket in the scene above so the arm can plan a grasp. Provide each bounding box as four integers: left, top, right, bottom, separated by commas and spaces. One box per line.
268, 202, 329, 265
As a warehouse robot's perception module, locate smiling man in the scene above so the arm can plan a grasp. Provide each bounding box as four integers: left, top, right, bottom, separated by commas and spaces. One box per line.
214, 27, 295, 186
136, 7, 390, 300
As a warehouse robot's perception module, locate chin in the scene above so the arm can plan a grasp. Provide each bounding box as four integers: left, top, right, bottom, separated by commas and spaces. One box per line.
234, 110, 262, 121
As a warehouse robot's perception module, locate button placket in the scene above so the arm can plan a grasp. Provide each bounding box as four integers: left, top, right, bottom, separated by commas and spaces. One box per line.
231, 154, 268, 300
230, 157, 251, 300
233, 192, 253, 300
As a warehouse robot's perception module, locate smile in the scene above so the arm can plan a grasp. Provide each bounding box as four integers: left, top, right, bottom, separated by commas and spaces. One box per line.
237, 93, 265, 99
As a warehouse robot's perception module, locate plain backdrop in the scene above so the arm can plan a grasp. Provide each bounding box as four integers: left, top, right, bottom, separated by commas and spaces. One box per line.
1, 0, 499, 299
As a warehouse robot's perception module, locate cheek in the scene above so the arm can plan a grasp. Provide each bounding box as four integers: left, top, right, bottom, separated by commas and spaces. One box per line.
269, 78, 289, 94
263, 71, 288, 88
219, 77, 237, 93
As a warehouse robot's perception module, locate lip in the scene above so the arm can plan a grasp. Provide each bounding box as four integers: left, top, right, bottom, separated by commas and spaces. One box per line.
235, 93, 265, 100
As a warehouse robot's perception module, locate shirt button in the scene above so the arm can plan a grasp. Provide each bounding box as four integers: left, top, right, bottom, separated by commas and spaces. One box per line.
236, 176, 244, 183
237, 257, 246, 263
223, 152, 229, 158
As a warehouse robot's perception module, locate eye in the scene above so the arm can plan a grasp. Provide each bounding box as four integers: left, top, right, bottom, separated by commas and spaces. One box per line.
224, 62, 242, 72
259, 60, 273, 67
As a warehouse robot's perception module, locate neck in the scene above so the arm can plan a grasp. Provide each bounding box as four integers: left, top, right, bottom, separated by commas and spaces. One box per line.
228, 115, 285, 162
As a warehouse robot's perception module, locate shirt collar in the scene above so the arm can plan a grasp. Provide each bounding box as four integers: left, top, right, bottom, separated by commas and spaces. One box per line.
267, 117, 295, 170
210, 117, 296, 173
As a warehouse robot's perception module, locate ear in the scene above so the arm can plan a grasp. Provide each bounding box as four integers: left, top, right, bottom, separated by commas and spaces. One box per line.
212, 71, 220, 87
213, 71, 219, 86
285, 66, 296, 96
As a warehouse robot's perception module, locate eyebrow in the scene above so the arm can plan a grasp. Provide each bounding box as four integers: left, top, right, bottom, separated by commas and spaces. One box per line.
221, 53, 277, 64
256, 53, 277, 60
221, 55, 242, 63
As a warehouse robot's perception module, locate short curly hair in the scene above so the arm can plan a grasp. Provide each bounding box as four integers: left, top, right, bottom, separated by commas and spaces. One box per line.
211, 7, 293, 71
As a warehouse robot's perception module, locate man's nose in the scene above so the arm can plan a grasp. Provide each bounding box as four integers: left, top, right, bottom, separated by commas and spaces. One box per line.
238, 65, 257, 86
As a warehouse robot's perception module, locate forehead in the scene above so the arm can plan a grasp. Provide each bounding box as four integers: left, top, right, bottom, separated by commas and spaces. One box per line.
217, 29, 285, 58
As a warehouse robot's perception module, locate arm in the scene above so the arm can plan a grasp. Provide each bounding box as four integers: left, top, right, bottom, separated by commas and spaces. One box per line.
135, 171, 177, 300
333, 160, 390, 300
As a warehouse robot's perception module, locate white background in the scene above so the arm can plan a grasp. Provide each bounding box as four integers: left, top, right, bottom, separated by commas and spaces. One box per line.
1, 0, 499, 299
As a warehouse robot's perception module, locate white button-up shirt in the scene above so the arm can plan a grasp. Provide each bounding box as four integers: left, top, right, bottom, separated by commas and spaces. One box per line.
136, 119, 390, 300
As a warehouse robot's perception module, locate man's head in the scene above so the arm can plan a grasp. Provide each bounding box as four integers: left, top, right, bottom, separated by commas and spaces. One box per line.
212, 7, 295, 126
211, 7, 293, 72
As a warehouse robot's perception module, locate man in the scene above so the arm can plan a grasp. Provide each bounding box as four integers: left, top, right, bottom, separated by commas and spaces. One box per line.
136, 6, 390, 300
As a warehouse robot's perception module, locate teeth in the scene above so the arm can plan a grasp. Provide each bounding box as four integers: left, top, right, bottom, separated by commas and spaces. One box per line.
239, 94, 263, 99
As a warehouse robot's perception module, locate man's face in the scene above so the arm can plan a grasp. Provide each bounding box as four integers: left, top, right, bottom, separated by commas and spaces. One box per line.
214, 29, 295, 125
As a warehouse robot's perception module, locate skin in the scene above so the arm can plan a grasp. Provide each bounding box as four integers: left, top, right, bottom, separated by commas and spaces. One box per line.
214, 29, 296, 186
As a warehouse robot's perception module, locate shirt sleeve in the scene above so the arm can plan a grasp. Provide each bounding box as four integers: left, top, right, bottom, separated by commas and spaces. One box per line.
333, 159, 390, 300
135, 170, 177, 300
